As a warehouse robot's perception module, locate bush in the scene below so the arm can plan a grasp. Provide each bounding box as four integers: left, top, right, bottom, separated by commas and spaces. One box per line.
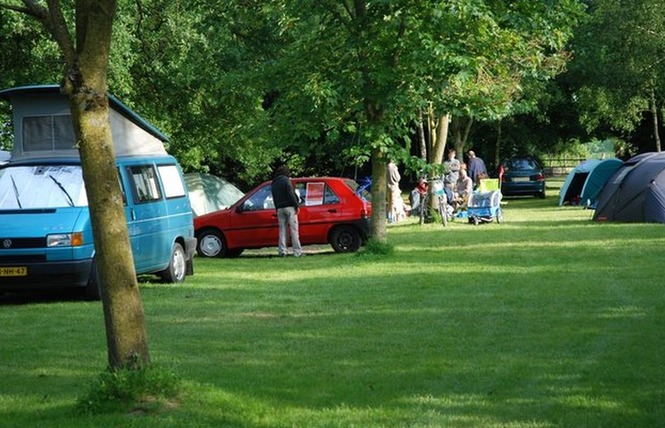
357, 238, 394, 257
76, 365, 181, 415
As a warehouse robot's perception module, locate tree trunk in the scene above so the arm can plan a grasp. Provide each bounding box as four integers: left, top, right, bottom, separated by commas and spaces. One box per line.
369, 147, 388, 243
451, 116, 474, 160
41, 0, 151, 370
430, 112, 450, 165
494, 120, 503, 172
651, 88, 662, 152
417, 111, 427, 162
427, 112, 450, 213
71, 90, 150, 369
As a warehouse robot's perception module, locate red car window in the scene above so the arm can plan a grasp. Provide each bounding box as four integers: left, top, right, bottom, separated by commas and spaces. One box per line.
294, 182, 340, 206
241, 185, 274, 211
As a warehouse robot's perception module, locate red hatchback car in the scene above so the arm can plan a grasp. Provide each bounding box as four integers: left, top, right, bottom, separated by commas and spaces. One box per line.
194, 177, 372, 257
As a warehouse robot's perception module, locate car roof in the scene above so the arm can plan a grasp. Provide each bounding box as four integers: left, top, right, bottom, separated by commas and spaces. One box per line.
292, 176, 348, 182
257, 176, 351, 185
503, 157, 541, 166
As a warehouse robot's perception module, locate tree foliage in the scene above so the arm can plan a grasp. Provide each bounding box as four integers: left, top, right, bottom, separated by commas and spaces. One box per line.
108, 0, 288, 186
3, 0, 585, 237
253, 0, 583, 239
571, 0, 665, 151
2, 0, 585, 185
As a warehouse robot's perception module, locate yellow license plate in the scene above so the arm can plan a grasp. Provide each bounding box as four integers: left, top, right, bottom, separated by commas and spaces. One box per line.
0, 267, 27, 277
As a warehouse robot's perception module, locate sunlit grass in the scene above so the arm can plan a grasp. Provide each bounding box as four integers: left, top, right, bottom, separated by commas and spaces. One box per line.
1, 188, 665, 427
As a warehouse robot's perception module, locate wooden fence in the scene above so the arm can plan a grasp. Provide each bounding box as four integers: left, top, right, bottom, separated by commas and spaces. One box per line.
541, 157, 586, 176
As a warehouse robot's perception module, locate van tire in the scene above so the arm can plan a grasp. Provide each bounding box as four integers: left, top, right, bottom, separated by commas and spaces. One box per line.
196, 229, 227, 258
84, 259, 101, 301
161, 242, 187, 283
330, 225, 361, 253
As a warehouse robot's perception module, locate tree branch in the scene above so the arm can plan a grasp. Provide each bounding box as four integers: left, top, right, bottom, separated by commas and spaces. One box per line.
0, 2, 36, 15
3, 1, 76, 70
44, 0, 75, 66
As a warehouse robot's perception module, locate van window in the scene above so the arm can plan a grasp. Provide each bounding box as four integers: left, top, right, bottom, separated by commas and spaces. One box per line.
23, 115, 76, 152
0, 164, 87, 209
128, 165, 161, 203
158, 164, 186, 198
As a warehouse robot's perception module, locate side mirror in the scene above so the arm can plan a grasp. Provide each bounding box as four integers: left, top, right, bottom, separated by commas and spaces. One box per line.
235, 204, 244, 213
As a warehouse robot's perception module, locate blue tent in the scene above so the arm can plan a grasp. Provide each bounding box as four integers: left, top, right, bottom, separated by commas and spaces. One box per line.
594, 152, 665, 222
579, 158, 622, 207
559, 160, 600, 206
559, 158, 622, 207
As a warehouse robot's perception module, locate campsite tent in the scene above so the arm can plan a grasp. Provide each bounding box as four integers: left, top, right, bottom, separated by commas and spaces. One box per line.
593, 152, 665, 223
558, 158, 622, 207
559, 160, 600, 206
184, 172, 244, 217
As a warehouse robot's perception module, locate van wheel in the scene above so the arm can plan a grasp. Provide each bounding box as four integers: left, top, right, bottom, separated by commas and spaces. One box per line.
84, 259, 101, 300
330, 225, 361, 253
197, 229, 227, 258
161, 242, 187, 283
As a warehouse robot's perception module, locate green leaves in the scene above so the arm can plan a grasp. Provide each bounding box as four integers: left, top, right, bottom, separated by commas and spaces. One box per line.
571, 0, 665, 143
1, 0, 584, 182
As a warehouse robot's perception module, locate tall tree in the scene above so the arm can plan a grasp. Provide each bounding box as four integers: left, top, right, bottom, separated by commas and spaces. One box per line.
262, 0, 583, 242
1, 0, 150, 370
572, 0, 665, 152
114, 0, 287, 185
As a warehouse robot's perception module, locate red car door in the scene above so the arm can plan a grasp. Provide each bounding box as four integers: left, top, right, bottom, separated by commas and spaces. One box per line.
225, 184, 279, 248
294, 181, 342, 245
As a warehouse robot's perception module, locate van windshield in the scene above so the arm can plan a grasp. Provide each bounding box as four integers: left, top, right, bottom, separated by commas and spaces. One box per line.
0, 165, 88, 209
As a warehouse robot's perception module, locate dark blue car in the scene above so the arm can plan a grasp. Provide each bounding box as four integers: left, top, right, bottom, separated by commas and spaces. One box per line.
500, 157, 546, 198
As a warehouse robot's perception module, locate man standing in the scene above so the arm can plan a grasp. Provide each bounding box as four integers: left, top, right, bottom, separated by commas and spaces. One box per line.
443, 148, 461, 193
271, 165, 303, 257
466, 150, 488, 185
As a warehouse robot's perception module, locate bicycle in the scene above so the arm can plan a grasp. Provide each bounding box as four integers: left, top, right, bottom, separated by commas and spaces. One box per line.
422, 179, 450, 227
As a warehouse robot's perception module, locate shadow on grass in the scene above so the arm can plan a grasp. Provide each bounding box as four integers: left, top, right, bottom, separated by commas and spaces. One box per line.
3, 195, 665, 426
0, 288, 86, 305
133, 218, 665, 426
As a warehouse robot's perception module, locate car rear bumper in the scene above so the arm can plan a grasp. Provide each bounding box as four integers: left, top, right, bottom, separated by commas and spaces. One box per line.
355, 217, 372, 240
501, 182, 545, 195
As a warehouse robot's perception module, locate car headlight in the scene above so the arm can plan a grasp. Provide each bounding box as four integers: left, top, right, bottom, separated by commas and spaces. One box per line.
47, 232, 84, 247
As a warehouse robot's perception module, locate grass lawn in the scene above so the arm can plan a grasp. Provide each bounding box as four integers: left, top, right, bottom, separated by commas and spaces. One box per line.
1, 186, 665, 427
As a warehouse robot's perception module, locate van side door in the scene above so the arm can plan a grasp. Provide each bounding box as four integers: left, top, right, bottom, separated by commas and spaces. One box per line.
123, 163, 169, 273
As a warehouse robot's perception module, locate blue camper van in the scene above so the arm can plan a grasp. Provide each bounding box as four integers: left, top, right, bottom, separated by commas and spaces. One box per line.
0, 85, 196, 298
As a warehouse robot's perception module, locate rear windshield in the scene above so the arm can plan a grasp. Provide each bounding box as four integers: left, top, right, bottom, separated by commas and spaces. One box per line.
344, 178, 371, 202
504, 159, 539, 170
0, 165, 88, 209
